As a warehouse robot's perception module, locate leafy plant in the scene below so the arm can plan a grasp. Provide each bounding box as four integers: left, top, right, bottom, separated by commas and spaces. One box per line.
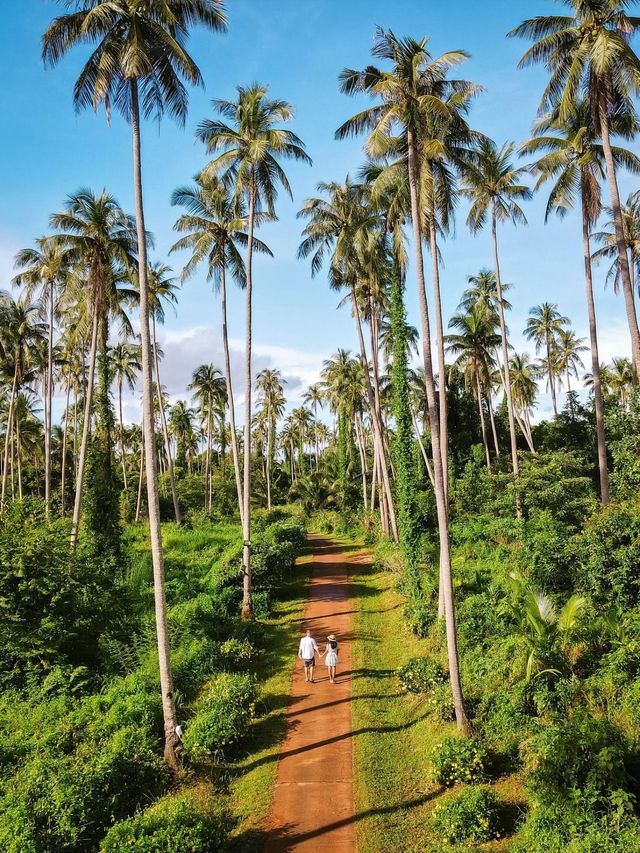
431, 735, 487, 786
397, 656, 445, 694
432, 785, 500, 844
182, 673, 257, 761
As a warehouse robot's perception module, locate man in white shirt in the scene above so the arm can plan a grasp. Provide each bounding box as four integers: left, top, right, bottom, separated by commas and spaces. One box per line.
298, 629, 319, 683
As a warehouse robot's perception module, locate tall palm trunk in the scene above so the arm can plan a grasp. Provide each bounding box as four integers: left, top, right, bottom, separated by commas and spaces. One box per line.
428, 210, 449, 503
118, 377, 128, 491
354, 411, 368, 510
546, 336, 558, 416
367, 303, 396, 534
265, 405, 272, 511
61, 376, 71, 516
581, 177, 610, 505
1, 369, 18, 512
407, 126, 471, 734
151, 314, 181, 524
70, 309, 99, 550
16, 418, 23, 500
241, 184, 256, 620
599, 105, 640, 374
475, 373, 491, 471
351, 286, 398, 542
131, 81, 179, 771
135, 429, 145, 523
487, 393, 501, 457
45, 283, 54, 515
220, 265, 244, 524
411, 402, 435, 488
491, 203, 520, 484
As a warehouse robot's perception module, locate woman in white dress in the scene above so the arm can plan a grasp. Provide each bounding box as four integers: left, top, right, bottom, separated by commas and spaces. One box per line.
322, 633, 339, 683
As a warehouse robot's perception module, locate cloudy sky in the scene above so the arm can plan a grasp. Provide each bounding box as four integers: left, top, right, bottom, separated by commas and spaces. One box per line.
1, 0, 636, 424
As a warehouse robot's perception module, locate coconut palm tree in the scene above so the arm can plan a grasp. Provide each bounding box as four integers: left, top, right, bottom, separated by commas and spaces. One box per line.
525, 303, 570, 416
169, 400, 197, 473
255, 368, 286, 509
509, 353, 537, 452
48, 189, 137, 545
556, 329, 588, 394
13, 237, 71, 514
520, 101, 639, 504
510, 1, 640, 373
609, 357, 634, 406
461, 138, 531, 484
188, 363, 226, 510
303, 383, 324, 469
196, 83, 310, 618
108, 341, 141, 491
43, 0, 228, 769
171, 175, 272, 523
592, 193, 640, 296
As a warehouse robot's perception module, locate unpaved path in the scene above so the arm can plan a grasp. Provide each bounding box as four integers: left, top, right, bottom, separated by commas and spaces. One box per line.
264, 535, 359, 853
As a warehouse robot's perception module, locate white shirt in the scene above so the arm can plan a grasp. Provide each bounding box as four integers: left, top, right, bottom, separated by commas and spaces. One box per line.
298, 636, 319, 660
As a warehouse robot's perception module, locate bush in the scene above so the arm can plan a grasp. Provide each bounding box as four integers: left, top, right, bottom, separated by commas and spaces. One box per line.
432, 786, 500, 844
425, 681, 455, 722
397, 657, 445, 694
431, 735, 487, 786
101, 786, 231, 851
182, 673, 257, 761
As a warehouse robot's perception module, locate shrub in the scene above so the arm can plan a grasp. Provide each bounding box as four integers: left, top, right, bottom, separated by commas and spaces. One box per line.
101, 786, 231, 852
432, 786, 500, 844
397, 657, 445, 694
425, 681, 455, 722
182, 673, 257, 761
432, 735, 487, 786
403, 598, 436, 638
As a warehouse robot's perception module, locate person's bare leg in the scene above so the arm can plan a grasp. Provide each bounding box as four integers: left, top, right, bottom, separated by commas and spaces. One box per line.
309, 663, 314, 683
304, 663, 309, 683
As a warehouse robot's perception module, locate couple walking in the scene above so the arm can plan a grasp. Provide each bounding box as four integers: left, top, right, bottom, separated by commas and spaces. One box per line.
298, 628, 339, 683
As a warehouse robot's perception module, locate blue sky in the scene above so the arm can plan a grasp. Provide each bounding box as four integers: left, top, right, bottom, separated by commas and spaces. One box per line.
1, 1, 636, 420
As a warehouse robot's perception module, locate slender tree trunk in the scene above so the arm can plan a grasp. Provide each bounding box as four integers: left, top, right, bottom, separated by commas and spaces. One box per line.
429, 212, 449, 504
152, 315, 181, 524
487, 392, 501, 458
351, 286, 399, 542
581, 182, 610, 505
491, 204, 520, 486
546, 337, 558, 416
73, 379, 79, 488
220, 266, 244, 524
61, 376, 71, 517
266, 405, 272, 511
241, 184, 256, 620
70, 310, 99, 549
407, 126, 471, 734
131, 82, 179, 770
370, 441, 378, 512
135, 429, 145, 523
599, 105, 640, 374
16, 418, 23, 500
354, 412, 368, 510
45, 282, 54, 515
1, 369, 18, 512
475, 374, 491, 471
118, 378, 128, 491
411, 402, 435, 488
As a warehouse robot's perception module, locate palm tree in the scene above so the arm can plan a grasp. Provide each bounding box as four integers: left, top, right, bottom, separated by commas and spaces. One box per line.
48, 189, 137, 545
169, 401, 197, 473
461, 138, 531, 483
525, 303, 569, 416
171, 175, 272, 523
509, 353, 537, 452
197, 84, 311, 618
609, 357, 634, 406
303, 383, 324, 469
520, 101, 640, 504
335, 29, 474, 732
147, 262, 182, 524
510, 2, 640, 373
0, 296, 46, 510
446, 306, 501, 469
43, 0, 228, 770
592, 193, 640, 295
108, 341, 141, 491
255, 368, 286, 509
189, 363, 226, 510
13, 237, 70, 514
556, 329, 588, 394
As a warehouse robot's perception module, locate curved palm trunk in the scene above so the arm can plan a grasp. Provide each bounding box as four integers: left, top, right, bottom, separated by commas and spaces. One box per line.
429, 213, 449, 504
118, 377, 128, 491
599, 105, 640, 375
70, 309, 99, 550
220, 265, 244, 525
1, 369, 18, 512
491, 204, 520, 486
581, 179, 610, 505
131, 82, 179, 770
407, 127, 471, 734
152, 315, 181, 524
241, 185, 256, 620
351, 286, 398, 542
45, 283, 54, 515
61, 376, 71, 516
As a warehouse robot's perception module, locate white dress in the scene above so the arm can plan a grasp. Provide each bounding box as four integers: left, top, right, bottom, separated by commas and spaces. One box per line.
325, 643, 338, 667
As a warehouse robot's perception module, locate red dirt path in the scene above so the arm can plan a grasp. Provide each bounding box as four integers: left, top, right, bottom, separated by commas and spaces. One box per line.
263, 534, 359, 853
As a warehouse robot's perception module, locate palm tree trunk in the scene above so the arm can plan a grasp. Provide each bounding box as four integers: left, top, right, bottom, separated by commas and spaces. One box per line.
491, 203, 520, 484
118, 378, 128, 491
241, 184, 256, 620
220, 265, 244, 524
599, 104, 640, 375
352, 286, 398, 542
581, 180, 610, 505
73, 379, 79, 488
411, 402, 435, 488
61, 376, 71, 517
131, 81, 179, 770
135, 429, 145, 523
546, 337, 558, 416
70, 309, 99, 550
429, 211, 449, 504
266, 408, 273, 511
16, 418, 23, 500
152, 314, 181, 524
407, 126, 471, 734
475, 374, 491, 471
487, 393, 501, 458
354, 411, 368, 510
1, 369, 18, 512
45, 282, 54, 515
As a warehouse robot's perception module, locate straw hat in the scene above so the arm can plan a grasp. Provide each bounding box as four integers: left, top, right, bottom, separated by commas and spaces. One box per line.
327, 634, 336, 641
